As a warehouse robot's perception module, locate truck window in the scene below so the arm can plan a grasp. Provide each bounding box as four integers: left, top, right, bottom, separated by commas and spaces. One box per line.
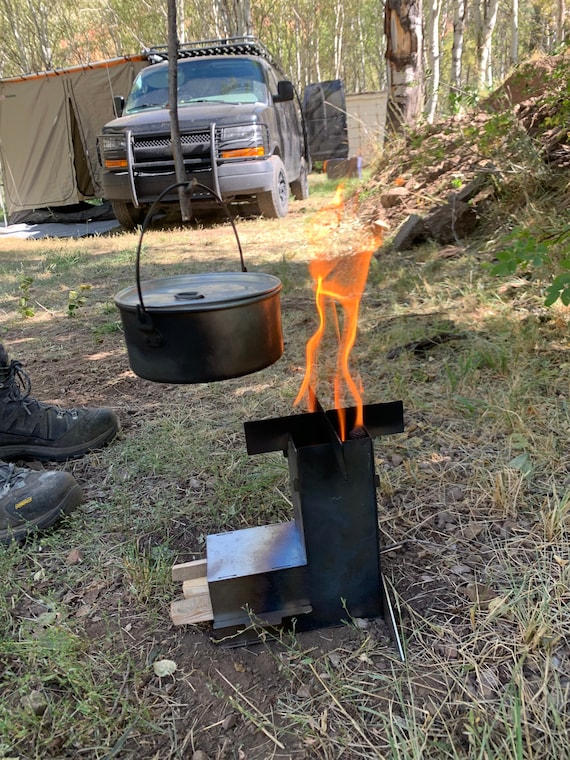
125, 58, 269, 114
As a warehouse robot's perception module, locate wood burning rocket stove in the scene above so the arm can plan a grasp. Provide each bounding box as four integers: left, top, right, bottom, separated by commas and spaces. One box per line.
171, 399, 406, 659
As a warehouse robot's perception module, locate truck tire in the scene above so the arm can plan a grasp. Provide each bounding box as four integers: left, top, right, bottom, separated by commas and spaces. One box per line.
112, 201, 146, 230
257, 157, 289, 219
290, 158, 309, 201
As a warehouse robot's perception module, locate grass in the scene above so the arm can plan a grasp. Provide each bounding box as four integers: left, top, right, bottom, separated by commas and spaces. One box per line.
0, 165, 569, 758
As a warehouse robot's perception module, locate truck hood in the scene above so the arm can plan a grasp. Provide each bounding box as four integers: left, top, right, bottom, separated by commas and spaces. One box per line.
103, 102, 269, 134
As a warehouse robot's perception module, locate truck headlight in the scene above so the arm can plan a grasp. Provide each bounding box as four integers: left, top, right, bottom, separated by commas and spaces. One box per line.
101, 133, 128, 169
102, 134, 127, 152
220, 124, 267, 159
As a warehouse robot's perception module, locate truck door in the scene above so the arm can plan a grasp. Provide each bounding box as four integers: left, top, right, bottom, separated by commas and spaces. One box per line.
303, 80, 348, 162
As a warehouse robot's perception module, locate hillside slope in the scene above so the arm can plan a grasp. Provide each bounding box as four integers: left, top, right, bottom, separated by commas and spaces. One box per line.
360, 54, 570, 255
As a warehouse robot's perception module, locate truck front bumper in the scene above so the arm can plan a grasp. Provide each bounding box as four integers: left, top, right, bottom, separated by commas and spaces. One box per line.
102, 158, 276, 206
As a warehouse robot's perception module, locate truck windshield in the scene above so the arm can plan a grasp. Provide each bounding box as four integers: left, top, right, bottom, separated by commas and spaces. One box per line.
125, 58, 269, 113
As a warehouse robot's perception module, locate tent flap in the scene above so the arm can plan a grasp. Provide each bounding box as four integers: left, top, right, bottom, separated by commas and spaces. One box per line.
0, 58, 145, 215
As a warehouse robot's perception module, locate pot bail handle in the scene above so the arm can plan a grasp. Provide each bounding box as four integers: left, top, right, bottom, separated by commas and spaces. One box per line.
135, 180, 246, 314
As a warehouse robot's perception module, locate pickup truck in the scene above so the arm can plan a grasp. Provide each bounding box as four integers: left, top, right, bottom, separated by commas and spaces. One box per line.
97, 37, 348, 228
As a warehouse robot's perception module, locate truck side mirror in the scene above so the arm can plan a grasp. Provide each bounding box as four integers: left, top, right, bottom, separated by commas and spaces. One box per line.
113, 96, 125, 117
273, 80, 295, 103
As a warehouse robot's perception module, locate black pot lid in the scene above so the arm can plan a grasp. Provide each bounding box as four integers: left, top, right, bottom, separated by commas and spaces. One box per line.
115, 272, 282, 312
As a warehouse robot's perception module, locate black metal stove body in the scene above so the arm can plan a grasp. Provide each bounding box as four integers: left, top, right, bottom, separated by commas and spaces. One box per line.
205, 400, 404, 652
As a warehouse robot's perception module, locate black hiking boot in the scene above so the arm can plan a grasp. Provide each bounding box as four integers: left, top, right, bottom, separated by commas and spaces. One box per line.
0, 360, 120, 461
0, 460, 82, 544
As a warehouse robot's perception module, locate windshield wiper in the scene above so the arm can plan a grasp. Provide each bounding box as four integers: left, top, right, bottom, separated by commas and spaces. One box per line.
180, 98, 236, 105
127, 103, 167, 112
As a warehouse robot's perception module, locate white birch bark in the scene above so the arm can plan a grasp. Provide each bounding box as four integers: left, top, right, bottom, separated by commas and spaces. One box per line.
477, 0, 500, 90
425, 0, 441, 123
510, 0, 519, 66
449, 0, 466, 109
557, 0, 566, 43
333, 0, 345, 80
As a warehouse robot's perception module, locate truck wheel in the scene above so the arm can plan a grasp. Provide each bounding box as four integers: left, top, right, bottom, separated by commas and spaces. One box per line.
112, 201, 146, 230
257, 157, 289, 219
290, 159, 309, 201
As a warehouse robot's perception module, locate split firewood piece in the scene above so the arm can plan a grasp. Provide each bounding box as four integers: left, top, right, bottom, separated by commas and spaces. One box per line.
170, 593, 214, 625
171, 558, 207, 582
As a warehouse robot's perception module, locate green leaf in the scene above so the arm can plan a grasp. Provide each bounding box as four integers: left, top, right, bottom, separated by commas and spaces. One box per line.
508, 452, 533, 478
544, 273, 570, 306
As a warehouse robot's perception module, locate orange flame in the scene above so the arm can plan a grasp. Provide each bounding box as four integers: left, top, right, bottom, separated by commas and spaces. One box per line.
294, 186, 386, 440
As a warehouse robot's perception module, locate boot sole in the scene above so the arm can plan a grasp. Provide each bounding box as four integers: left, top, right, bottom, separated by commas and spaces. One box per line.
0, 482, 83, 544
0, 423, 120, 462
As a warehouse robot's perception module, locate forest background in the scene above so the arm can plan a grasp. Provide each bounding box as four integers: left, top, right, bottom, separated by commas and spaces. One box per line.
0, 0, 567, 126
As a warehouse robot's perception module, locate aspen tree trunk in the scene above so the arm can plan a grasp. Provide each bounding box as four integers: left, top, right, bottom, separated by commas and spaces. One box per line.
357, 12, 367, 90
449, 0, 466, 110
2, 0, 32, 72
425, 0, 441, 123
510, 0, 519, 66
177, 0, 185, 43
384, 0, 424, 130
234, 0, 252, 35
334, 0, 345, 80
557, 0, 566, 43
477, 0, 500, 90
211, 0, 251, 36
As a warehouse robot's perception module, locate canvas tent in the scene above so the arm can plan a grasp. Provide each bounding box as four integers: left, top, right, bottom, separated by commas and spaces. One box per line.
0, 56, 146, 218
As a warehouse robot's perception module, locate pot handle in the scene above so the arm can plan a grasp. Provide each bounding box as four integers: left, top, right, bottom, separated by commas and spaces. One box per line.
135, 180, 246, 314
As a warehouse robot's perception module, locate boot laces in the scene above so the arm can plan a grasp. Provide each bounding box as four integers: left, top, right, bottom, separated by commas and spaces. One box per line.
3, 361, 78, 419
0, 462, 27, 492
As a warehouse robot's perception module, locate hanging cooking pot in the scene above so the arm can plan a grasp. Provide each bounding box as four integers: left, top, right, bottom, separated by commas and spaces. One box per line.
114, 181, 284, 384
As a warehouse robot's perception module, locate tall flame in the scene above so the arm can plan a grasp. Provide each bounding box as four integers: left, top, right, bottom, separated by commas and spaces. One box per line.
294, 186, 386, 440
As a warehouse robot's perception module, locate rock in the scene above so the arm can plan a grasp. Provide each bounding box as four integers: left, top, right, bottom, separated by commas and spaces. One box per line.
372, 218, 390, 235
65, 548, 83, 566
436, 510, 457, 528
328, 652, 342, 668
462, 521, 484, 539
449, 564, 472, 576
222, 713, 237, 731
21, 689, 48, 716
449, 486, 465, 502
192, 751, 209, 760
380, 186, 410, 208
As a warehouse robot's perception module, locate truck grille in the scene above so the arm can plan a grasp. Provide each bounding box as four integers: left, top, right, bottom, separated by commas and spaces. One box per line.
132, 130, 222, 168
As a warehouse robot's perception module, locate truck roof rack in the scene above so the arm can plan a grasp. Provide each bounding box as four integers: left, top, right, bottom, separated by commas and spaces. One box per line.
144, 36, 284, 73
